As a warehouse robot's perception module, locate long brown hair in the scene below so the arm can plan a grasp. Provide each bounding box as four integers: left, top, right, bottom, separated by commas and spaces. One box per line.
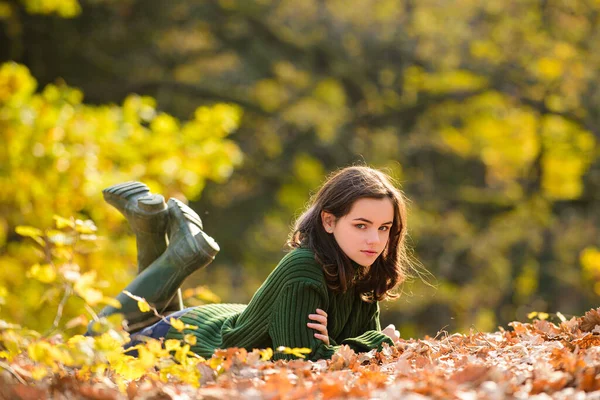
288, 166, 410, 302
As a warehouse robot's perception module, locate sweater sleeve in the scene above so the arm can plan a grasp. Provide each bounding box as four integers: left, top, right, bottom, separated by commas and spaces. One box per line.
269, 280, 341, 361
340, 301, 394, 353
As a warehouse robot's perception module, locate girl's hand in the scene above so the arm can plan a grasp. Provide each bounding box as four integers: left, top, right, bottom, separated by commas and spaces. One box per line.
307, 308, 329, 345
382, 324, 400, 343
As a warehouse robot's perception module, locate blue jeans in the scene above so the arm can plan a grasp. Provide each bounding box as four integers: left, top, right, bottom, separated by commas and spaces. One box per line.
125, 307, 193, 355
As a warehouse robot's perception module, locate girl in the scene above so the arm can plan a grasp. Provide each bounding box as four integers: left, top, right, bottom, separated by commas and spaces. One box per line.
89, 166, 408, 361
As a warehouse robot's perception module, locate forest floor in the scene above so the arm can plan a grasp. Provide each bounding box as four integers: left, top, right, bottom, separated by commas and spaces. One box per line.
3, 310, 600, 399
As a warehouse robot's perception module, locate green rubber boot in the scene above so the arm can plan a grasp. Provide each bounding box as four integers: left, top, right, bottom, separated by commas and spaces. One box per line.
102, 182, 170, 273
94, 198, 219, 331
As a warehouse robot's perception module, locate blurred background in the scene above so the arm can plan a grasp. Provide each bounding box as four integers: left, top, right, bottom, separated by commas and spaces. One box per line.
1, 0, 599, 339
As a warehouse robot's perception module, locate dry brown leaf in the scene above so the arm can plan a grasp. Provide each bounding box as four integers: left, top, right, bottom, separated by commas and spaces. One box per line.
451, 365, 490, 385
573, 334, 600, 349
578, 366, 600, 392
579, 308, 600, 333
530, 376, 568, 395
318, 377, 348, 399
533, 319, 562, 337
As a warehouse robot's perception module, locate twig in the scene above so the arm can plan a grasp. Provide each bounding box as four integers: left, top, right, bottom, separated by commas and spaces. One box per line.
122, 291, 173, 326
84, 303, 100, 322
0, 360, 27, 385
51, 286, 72, 331
470, 326, 498, 349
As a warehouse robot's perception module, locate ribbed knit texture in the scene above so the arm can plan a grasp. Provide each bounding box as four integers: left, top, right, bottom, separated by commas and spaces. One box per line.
165, 248, 394, 361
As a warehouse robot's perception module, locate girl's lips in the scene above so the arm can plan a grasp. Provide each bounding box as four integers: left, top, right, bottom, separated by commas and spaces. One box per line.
361, 250, 378, 256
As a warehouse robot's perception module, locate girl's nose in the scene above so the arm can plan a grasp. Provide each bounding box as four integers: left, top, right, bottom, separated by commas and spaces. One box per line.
366, 230, 380, 244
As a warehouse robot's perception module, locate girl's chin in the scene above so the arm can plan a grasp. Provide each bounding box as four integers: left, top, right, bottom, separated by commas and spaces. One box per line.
352, 254, 377, 267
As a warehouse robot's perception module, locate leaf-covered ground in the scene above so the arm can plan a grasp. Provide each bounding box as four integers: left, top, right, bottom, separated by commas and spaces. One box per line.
3, 310, 600, 399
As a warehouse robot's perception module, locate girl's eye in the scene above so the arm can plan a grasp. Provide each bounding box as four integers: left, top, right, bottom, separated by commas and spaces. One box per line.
355, 224, 366, 229
379, 226, 389, 232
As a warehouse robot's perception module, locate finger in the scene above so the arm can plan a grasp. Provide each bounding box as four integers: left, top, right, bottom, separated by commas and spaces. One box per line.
314, 333, 329, 345
307, 322, 327, 334
308, 314, 327, 325
316, 308, 328, 317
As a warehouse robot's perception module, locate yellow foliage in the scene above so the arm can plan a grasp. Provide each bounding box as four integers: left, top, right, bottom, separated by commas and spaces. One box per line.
536, 57, 564, 81
21, 0, 81, 17
433, 91, 596, 200
165, 339, 182, 352
0, 62, 37, 105
27, 264, 57, 284
0, 62, 242, 331
581, 247, 600, 274
541, 116, 596, 200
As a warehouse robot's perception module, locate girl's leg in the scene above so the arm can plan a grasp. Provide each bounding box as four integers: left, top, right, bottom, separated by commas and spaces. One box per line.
88, 198, 219, 334
103, 182, 199, 314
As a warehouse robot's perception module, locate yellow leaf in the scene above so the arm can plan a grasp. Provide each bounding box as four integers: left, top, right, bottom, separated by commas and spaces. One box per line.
174, 344, 190, 364
79, 287, 103, 306
47, 230, 75, 246
16, 225, 43, 237
276, 346, 312, 359
208, 357, 223, 371
165, 339, 181, 352
527, 312, 538, 319
184, 323, 198, 331
75, 219, 97, 234
101, 296, 121, 309
538, 312, 549, 320
28, 263, 57, 283
184, 334, 197, 345
170, 318, 185, 332
137, 299, 150, 313
15, 225, 45, 246
31, 366, 48, 380
53, 215, 75, 229
146, 339, 164, 356
260, 348, 273, 361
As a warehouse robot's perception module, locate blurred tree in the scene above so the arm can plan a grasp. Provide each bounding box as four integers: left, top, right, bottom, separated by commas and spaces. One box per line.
1, 0, 599, 336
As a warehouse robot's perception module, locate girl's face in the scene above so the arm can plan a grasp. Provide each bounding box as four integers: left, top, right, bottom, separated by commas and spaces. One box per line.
321, 197, 394, 267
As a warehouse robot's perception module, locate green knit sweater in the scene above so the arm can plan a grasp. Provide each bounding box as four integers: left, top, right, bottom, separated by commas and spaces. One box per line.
165, 247, 394, 361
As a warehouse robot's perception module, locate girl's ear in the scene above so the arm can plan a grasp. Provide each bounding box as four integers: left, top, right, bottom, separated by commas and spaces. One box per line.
321, 211, 336, 233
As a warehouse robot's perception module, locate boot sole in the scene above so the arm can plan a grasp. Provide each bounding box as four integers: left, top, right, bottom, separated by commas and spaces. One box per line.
103, 181, 168, 232
103, 182, 151, 213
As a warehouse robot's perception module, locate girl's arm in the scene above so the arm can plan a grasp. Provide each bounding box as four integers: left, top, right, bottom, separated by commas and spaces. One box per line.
269, 280, 340, 361
337, 300, 395, 352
